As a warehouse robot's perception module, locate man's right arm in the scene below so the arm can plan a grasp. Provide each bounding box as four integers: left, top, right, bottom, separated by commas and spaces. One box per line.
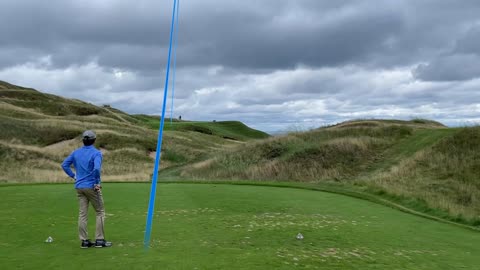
61, 152, 75, 179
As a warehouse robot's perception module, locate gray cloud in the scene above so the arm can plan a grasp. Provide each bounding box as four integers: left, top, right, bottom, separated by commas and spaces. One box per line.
414, 54, 480, 81
1, 0, 480, 132
0, 0, 423, 70
1, 0, 479, 72
455, 24, 480, 55
413, 23, 480, 82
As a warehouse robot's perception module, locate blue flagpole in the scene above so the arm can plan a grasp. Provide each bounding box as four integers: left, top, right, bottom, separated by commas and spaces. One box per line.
144, 0, 178, 249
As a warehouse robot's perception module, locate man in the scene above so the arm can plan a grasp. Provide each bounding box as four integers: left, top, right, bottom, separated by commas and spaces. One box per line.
62, 130, 112, 248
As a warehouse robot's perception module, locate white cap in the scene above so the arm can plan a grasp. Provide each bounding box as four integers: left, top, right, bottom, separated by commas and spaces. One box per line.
82, 130, 96, 139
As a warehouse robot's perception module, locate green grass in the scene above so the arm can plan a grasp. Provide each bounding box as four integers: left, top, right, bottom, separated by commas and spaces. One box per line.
1, 183, 479, 270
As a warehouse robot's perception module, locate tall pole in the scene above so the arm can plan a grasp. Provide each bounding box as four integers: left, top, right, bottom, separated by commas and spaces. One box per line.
144, 0, 178, 249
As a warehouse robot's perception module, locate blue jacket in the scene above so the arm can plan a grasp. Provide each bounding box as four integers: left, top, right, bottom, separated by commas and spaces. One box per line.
62, 145, 103, 189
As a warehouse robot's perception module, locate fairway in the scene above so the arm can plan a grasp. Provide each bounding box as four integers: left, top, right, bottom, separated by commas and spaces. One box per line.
1, 183, 479, 270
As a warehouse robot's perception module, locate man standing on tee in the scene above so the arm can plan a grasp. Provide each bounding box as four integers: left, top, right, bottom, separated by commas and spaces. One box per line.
62, 130, 112, 248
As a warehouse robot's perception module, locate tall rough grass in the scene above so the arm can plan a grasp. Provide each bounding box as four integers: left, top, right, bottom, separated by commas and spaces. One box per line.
0, 105, 245, 183
367, 127, 480, 223
0, 82, 269, 183
182, 125, 413, 181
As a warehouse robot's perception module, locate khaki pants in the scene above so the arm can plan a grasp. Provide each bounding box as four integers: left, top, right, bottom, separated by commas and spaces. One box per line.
76, 188, 105, 241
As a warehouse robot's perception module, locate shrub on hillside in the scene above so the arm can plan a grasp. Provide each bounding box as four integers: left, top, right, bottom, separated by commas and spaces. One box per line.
180, 125, 214, 135
0, 117, 81, 146
69, 105, 101, 116
95, 133, 157, 152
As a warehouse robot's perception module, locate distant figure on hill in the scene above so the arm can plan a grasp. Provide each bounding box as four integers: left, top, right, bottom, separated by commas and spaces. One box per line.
179, 115, 182, 120
61, 130, 112, 249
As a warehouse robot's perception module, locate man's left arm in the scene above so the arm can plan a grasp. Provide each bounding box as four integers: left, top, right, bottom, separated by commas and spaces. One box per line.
93, 152, 103, 188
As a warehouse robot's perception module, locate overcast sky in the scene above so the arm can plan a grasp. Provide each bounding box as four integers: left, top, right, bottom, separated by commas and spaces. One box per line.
1, 0, 480, 132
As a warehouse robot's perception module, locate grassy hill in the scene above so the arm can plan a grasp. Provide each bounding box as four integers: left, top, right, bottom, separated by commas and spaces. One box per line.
0, 81, 269, 183
181, 120, 447, 181
133, 114, 268, 141
181, 119, 480, 226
